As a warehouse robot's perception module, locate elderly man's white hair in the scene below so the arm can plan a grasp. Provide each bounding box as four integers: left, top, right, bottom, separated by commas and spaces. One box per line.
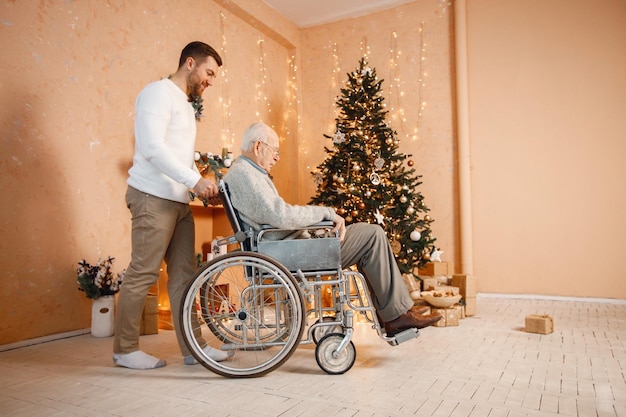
241, 122, 278, 152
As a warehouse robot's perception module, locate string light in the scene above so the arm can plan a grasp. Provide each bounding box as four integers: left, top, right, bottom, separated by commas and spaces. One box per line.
360, 36, 370, 60
284, 51, 298, 140
219, 11, 233, 149
256, 37, 271, 118
417, 21, 427, 128
328, 42, 340, 134
388, 31, 407, 134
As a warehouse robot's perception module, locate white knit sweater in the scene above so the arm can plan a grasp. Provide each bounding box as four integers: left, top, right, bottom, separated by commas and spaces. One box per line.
224, 156, 335, 233
128, 78, 201, 203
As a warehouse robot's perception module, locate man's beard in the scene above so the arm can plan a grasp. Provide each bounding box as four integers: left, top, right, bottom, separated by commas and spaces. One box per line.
187, 71, 203, 98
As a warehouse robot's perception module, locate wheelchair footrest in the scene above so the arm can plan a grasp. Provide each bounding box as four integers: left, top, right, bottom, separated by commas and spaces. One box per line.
386, 328, 419, 346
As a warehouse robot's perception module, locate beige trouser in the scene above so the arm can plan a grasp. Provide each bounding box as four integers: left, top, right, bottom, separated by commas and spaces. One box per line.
114, 186, 203, 356
340, 223, 414, 322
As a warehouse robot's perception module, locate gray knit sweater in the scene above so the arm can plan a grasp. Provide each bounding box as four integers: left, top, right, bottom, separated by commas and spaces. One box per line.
224, 156, 335, 235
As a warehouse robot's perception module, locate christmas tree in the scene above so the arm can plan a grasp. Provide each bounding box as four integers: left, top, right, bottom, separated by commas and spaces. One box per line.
310, 58, 437, 274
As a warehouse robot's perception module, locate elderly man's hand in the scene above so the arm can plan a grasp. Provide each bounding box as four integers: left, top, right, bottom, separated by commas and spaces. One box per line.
332, 213, 346, 242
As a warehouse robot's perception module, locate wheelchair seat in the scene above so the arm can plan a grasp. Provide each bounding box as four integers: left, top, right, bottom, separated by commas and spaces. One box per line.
218, 180, 341, 272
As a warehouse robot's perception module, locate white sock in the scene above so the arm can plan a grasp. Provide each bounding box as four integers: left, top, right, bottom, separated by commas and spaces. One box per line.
113, 351, 166, 370
184, 346, 234, 365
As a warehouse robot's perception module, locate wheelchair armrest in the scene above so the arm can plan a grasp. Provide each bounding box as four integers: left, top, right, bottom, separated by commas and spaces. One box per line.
308, 220, 334, 228
258, 220, 334, 231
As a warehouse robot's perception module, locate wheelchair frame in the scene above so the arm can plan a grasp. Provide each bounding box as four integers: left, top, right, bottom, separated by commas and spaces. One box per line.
179, 179, 419, 377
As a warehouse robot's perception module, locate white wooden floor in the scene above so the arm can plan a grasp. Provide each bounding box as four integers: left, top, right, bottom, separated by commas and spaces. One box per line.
1, 295, 625, 417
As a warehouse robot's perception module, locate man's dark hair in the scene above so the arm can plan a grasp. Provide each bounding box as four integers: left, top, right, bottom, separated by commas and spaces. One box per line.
178, 41, 223, 68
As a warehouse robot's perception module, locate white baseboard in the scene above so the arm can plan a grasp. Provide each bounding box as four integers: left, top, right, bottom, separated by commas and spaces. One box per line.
477, 292, 626, 304
0, 328, 91, 352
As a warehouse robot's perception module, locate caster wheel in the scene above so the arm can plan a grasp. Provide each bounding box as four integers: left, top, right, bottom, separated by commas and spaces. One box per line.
315, 333, 356, 375
312, 316, 343, 344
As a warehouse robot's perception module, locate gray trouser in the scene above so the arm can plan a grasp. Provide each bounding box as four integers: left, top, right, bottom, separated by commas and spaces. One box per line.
340, 223, 414, 322
114, 186, 203, 356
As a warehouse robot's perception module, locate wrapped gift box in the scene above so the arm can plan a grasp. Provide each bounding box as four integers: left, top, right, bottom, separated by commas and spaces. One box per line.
451, 274, 477, 298
464, 297, 476, 316
525, 314, 553, 334
421, 277, 439, 292
453, 304, 465, 319
416, 261, 448, 277
140, 294, 159, 335
431, 306, 460, 327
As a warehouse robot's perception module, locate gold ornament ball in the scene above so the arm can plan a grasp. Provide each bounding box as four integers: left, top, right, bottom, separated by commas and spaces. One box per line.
337, 208, 346, 215
407, 206, 415, 214
358, 202, 366, 210
400, 195, 408, 203
407, 160, 414, 167
365, 190, 372, 198
346, 216, 353, 222
338, 176, 345, 184
424, 215, 432, 222
422, 253, 431, 261
351, 210, 359, 217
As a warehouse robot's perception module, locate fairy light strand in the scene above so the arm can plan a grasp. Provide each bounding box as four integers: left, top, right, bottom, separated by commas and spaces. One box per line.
256, 37, 271, 118
219, 11, 233, 149
328, 42, 340, 135
417, 21, 427, 128
360, 36, 370, 60
284, 51, 298, 140
388, 31, 407, 136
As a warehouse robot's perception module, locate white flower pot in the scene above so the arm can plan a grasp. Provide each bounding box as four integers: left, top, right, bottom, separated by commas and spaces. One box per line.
91, 295, 115, 337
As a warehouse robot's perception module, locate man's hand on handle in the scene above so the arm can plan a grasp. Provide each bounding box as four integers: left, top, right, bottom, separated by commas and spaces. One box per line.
193, 178, 218, 200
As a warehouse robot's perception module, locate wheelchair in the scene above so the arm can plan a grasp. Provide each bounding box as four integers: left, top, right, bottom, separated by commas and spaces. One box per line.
180, 179, 419, 377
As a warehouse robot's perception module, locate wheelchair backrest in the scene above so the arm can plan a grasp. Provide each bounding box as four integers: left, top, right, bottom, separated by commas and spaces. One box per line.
218, 179, 252, 251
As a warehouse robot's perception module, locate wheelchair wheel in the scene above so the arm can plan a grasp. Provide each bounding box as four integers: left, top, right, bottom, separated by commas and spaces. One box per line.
180, 251, 305, 378
315, 333, 356, 375
311, 316, 343, 344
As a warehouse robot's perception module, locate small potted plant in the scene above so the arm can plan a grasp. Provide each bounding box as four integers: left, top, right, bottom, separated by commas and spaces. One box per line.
77, 257, 125, 337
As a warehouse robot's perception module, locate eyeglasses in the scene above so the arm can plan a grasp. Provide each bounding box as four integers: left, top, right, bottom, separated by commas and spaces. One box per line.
258, 141, 280, 157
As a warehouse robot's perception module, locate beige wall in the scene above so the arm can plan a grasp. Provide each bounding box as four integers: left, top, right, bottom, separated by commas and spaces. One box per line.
465, 0, 626, 297
0, 0, 300, 345
1, 0, 624, 346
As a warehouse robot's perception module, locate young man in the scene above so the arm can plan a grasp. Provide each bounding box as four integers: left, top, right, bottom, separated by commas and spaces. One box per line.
113, 42, 232, 370
224, 122, 441, 337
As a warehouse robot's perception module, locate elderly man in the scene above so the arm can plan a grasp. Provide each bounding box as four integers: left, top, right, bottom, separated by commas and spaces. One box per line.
224, 122, 441, 337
